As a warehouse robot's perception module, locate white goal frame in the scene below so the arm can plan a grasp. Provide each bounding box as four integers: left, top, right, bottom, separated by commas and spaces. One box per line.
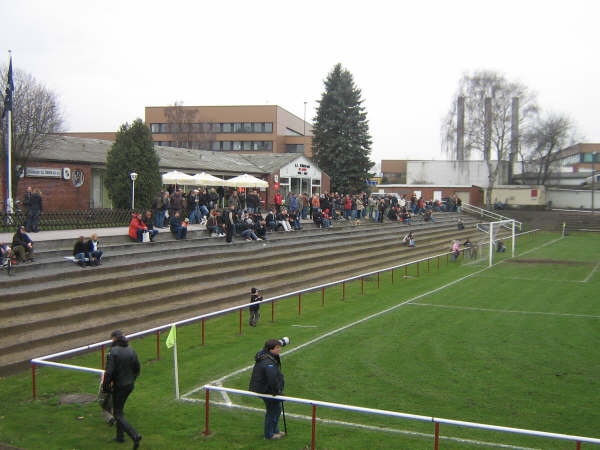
483, 219, 516, 267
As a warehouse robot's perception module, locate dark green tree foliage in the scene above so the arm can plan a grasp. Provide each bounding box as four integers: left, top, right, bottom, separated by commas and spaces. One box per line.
105, 119, 161, 210
312, 63, 373, 193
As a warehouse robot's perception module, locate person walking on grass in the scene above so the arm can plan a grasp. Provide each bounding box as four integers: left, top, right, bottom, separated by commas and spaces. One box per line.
249, 287, 262, 326
102, 330, 142, 449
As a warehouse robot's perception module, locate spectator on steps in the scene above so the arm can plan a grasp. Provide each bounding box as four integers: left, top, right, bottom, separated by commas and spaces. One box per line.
142, 210, 159, 242
128, 213, 148, 242
73, 235, 90, 267
12, 226, 34, 263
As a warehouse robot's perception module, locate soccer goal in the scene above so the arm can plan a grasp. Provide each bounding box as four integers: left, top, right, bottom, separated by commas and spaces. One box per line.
476, 219, 517, 267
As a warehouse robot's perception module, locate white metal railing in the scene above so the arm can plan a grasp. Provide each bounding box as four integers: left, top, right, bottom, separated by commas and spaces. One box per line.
463, 203, 522, 231
201, 385, 600, 450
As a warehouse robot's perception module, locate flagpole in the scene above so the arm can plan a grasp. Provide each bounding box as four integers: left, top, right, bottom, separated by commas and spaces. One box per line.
4, 50, 13, 214
173, 337, 180, 399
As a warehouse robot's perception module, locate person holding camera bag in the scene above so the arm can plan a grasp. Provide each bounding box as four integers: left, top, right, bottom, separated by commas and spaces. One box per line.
249, 337, 289, 440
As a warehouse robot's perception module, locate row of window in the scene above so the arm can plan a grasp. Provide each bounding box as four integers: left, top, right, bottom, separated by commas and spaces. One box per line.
150, 122, 274, 134
156, 141, 274, 151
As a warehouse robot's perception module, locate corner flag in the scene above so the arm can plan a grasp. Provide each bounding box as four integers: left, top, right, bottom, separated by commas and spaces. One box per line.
165, 325, 177, 349
2, 56, 13, 119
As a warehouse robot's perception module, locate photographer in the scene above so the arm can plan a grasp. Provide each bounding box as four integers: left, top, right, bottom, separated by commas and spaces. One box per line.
249, 338, 288, 440
249, 288, 262, 326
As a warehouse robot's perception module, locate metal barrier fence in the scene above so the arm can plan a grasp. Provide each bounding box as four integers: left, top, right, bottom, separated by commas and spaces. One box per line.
0, 208, 132, 232
202, 385, 600, 450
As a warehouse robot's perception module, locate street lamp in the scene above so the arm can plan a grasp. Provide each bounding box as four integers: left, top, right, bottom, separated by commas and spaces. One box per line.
130, 172, 138, 211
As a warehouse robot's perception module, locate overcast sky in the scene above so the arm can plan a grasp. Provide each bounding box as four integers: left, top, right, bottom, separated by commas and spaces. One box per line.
2, 0, 599, 165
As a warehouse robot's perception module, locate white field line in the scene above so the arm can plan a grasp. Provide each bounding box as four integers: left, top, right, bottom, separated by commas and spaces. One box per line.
179, 397, 538, 450
409, 303, 600, 320
475, 274, 588, 284
583, 261, 600, 283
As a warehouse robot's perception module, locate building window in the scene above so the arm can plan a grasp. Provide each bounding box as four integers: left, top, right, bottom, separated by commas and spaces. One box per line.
264, 141, 272, 150
212, 141, 221, 151
222, 123, 232, 133
286, 144, 304, 153
233, 141, 242, 151
151, 123, 161, 133
264, 122, 273, 133
212, 123, 222, 133
242, 141, 252, 150
222, 141, 231, 151
233, 122, 243, 133
243, 122, 252, 133
159, 123, 169, 133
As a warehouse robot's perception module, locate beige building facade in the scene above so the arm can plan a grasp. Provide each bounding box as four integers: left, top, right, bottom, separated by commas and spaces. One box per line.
145, 105, 313, 157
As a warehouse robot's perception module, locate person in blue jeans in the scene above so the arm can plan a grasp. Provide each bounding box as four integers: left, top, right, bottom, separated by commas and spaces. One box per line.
169, 211, 188, 240
249, 338, 286, 440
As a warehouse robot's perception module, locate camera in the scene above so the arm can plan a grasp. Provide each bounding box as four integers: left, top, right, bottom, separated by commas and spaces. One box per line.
278, 336, 290, 347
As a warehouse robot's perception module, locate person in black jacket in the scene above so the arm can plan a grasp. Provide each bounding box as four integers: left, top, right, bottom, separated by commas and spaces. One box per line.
249, 288, 262, 326
249, 338, 285, 440
102, 330, 142, 449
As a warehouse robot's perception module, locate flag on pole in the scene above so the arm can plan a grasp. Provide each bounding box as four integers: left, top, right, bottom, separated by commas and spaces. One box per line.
165, 325, 177, 349
2, 56, 13, 119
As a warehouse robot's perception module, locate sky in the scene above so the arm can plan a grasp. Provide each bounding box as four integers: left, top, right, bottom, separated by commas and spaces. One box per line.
2, 0, 599, 167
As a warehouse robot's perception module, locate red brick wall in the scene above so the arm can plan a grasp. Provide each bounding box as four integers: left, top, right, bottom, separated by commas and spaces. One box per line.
12, 163, 93, 211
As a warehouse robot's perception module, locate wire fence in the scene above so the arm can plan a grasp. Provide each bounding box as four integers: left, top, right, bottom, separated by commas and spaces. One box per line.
0, 208, 132, 232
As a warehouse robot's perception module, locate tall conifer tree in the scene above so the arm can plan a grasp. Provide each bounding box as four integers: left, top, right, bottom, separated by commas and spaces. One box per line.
312, 63, 373, 193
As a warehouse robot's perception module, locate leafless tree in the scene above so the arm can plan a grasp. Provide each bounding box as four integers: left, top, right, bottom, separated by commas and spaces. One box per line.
163, 101, 215, 150
441, 71, 538, 205
1, 66, 64, 194
521, 113, 577, 185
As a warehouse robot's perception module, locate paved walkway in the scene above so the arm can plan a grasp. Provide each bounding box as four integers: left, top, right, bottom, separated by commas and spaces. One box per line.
0, 223, 209, 244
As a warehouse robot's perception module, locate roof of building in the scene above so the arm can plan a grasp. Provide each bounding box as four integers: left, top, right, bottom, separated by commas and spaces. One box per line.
39, 135, 304, 175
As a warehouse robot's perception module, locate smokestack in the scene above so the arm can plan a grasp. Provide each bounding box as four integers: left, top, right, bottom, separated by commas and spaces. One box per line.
509, 97, 519, 184
457, 96, 465, 160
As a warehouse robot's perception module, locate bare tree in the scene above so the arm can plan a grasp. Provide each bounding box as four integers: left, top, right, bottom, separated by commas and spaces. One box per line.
441, 71, 538, 205
1, 66, 64, 194
521, 113, 576, 185
163, 102, 215, 150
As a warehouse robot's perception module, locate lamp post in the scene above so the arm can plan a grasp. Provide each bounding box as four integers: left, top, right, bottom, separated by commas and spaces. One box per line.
130, 172, 138, 211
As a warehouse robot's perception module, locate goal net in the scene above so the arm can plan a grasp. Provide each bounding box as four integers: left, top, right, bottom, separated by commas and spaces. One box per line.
475, 219, 516, 267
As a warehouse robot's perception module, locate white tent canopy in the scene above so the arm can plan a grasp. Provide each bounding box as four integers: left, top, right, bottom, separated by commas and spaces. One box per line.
191, 172, 224, 186
225, 173, 268, 188
161, 170, 195, 185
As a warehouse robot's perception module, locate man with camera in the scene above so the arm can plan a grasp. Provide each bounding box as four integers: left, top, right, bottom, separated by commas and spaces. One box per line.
249, 288, 262, 326
249, 337, 289, 440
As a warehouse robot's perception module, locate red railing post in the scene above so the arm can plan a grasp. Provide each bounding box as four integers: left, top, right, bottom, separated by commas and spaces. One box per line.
576, 441, 581, 450
203, 388, 211, 435
434, 421, 439, 450
427, 258, 430, 273
271, 301, 275, 322
417, 262, 420, 277
311, 404, 317, 450
298, 293, 302, 315
377, 271, 380, 288
392, 269, 394, 284
437, 255, 440, 270
405, 266, 408, 278
361, 277, 364, 295
239, 309, 243, 334
31, 363, 36, 400
342, 281, 346, 300
321, 287, 325, 306
201, 318, 205, 346
156, 330, 160, 361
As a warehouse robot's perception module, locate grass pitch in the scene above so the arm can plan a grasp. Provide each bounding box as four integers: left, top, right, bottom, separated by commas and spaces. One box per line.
1, 231, 599, 449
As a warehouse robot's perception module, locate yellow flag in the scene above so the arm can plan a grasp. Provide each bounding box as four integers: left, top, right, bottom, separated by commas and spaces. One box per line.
165, 325, 177, 349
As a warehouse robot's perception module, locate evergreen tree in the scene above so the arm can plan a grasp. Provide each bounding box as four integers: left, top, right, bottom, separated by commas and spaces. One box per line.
105, 119, 161, 210
312, 63, 374, 194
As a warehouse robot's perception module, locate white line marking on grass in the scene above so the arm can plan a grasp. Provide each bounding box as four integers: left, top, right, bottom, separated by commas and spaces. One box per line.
291, 324, 319, 328
475, 274, 586, 284
411, 303, 600, 319
583, 261, 600, 283
179, 397, 537, 450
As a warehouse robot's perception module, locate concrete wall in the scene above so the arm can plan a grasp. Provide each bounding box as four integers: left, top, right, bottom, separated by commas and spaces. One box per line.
547, 188, 599, 209
487, 185, 547, 207
407, 160, 508, 186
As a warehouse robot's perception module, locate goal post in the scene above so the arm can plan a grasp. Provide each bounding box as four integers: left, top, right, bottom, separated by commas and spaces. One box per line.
487, 219, 516, 267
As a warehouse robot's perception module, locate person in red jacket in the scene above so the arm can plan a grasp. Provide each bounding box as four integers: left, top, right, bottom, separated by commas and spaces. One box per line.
274, 191, 283, 213
128, 213, 148, 242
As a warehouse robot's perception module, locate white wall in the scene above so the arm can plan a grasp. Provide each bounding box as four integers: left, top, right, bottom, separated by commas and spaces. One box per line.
547, 189, 599, 209
407, 160, 507, 186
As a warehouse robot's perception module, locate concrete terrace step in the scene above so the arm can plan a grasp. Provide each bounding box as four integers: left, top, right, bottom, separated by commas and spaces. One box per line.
0, 212, 478, 375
